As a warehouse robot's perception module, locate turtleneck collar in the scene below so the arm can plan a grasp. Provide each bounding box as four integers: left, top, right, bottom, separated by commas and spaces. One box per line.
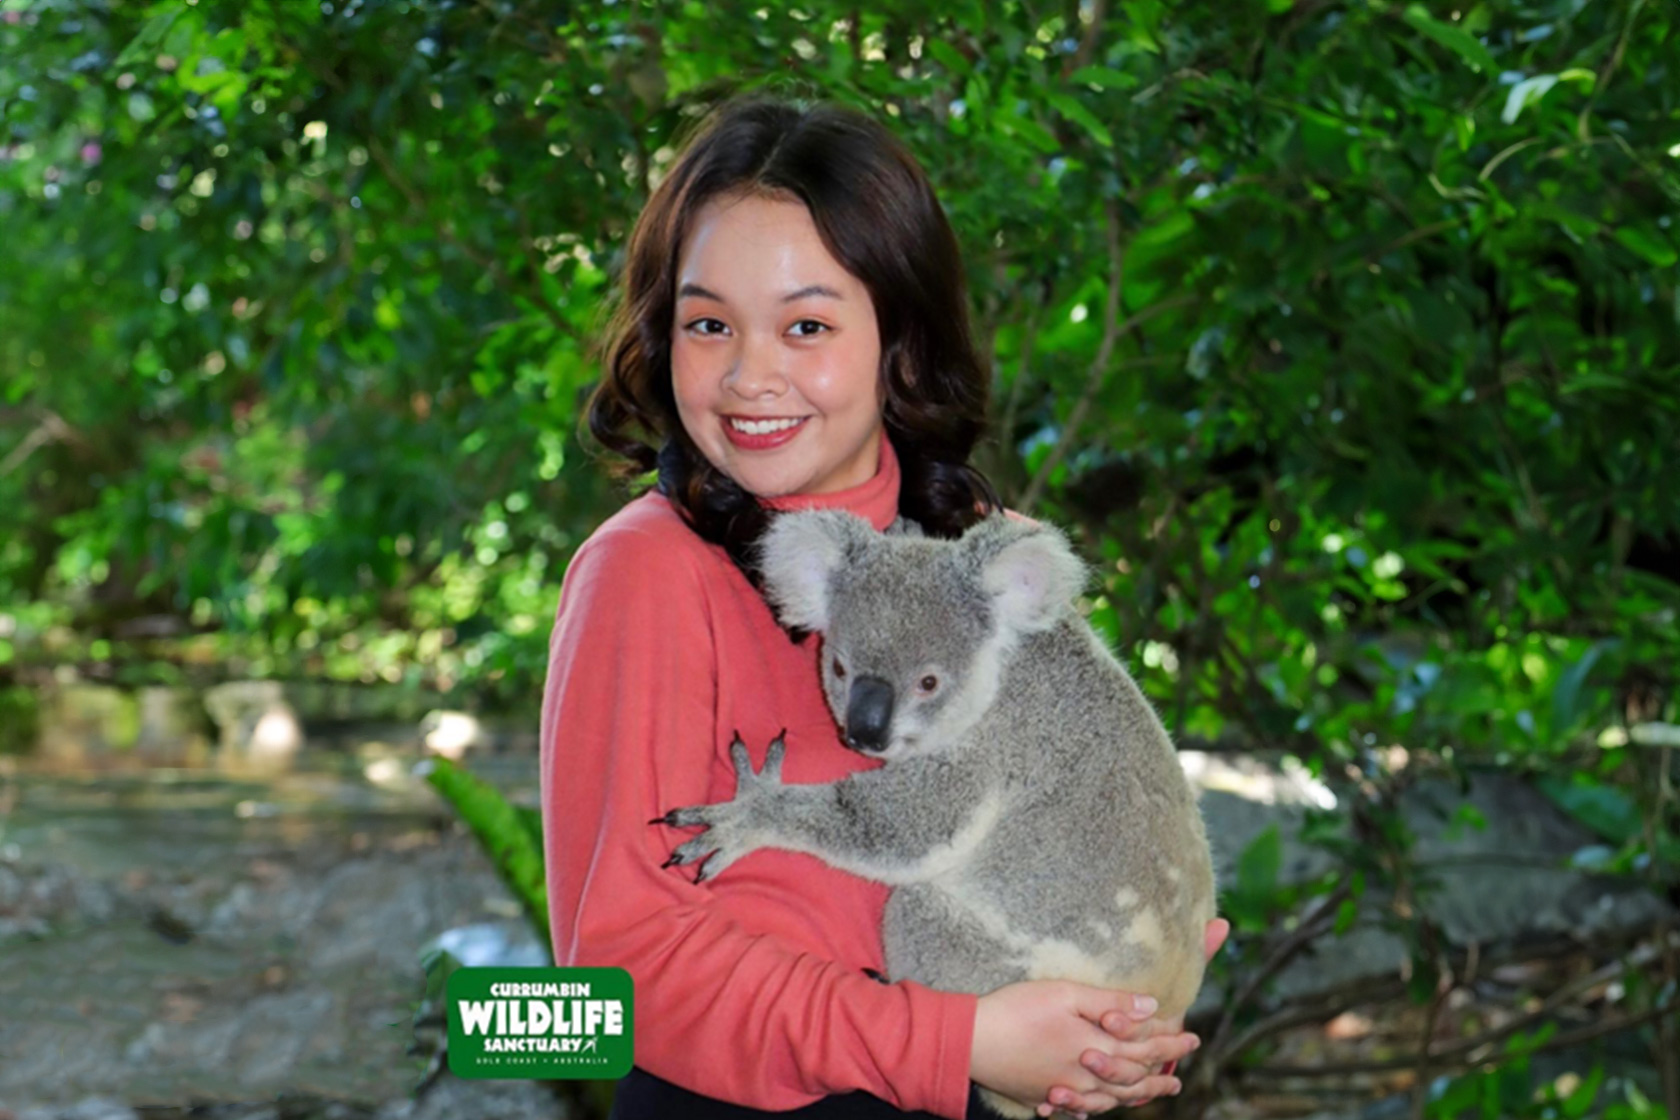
758, 433, 901, 532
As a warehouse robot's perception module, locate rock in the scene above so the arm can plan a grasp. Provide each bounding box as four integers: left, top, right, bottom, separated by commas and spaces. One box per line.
35, 685, 140, 766
203, 682, 303, 770
1192, 765, 1674, 1004
8, 1099, 138, 1120
419, 711, 485, 760
133, 687, 211, 767
372, 1076, 571, 1120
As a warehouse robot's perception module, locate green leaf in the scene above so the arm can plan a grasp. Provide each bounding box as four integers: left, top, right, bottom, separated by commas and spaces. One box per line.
1404, 6, 1497, 74
925, 38, 970, 75
1237, 824, 1282, 900
1550, 638, 1615, 732
424, 756, 551, 949
114, 6, 186, 68
1045, 90, 1114, 148
1535, 775, 1640, 845
1454, 114, 1475, 150
1561, 1065, 1605, 1119
995, 111, 1061, 154
1068, 66, 1137, 91
1614, 226, 1679, 267
1501, 74, 1560, 124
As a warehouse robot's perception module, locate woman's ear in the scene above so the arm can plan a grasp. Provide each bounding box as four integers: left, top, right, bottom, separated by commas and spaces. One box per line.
757, 510, 878, 632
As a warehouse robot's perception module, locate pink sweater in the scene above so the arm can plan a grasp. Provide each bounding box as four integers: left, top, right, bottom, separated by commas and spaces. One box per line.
540, 435, 978, 1118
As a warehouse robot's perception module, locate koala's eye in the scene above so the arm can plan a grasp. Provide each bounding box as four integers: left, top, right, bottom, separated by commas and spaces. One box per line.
832, 658, 847, 680
916, 674, 939, 694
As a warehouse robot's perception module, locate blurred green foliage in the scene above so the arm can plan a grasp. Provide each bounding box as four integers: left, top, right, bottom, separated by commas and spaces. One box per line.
3, 0, 1679, 1110
423, 753, 550, 948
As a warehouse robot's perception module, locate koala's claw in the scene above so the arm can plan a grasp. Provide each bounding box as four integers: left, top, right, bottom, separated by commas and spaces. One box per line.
726, 731, 788, 788
666, 830, 737, 883
656, 731, 791, 883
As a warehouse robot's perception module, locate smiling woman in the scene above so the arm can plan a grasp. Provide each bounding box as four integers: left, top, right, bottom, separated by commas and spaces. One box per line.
671, 193, 886, 499
548, 94, 1212, 1120
583, 95, 1000, 595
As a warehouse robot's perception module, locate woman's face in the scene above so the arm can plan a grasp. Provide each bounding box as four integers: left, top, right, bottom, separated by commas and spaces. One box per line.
671, 192, 885, 499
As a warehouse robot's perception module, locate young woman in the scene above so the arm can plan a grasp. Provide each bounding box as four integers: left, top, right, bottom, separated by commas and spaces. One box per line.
539, 94, 1226, 1120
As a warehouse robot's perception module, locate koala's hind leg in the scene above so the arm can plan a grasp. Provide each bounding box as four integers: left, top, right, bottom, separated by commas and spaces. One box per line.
882, 884, 1025, 996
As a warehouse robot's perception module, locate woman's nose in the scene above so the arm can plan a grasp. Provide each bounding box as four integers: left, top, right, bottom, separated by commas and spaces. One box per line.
725, 334, 787, 398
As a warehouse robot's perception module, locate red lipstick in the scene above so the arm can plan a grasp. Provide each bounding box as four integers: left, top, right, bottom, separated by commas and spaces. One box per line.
722, 416, 809, 451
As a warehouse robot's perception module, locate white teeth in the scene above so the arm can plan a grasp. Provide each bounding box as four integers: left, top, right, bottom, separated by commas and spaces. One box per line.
729, 417, 804, 435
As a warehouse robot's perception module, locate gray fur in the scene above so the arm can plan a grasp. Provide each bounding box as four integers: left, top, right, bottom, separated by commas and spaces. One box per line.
658, 512, 1216, 1118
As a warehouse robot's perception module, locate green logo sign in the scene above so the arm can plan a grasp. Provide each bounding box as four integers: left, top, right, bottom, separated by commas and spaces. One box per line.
446, 967, 634, 1079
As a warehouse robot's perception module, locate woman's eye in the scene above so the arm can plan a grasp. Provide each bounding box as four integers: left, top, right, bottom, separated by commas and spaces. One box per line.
917, 674, 939, 694
790, 319, 830, 338
832, 658, 847, 680
686, 318, 727, 336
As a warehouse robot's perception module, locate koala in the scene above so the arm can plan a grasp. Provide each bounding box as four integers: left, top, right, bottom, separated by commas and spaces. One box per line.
654, 512, 1217, 1120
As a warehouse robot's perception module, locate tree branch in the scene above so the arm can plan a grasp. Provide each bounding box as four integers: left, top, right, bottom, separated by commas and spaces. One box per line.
1020, 202, 1194, 512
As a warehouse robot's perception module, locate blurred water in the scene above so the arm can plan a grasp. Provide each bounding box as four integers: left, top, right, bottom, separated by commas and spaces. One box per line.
0, 755, 551, 1113
1, 765, 432, 875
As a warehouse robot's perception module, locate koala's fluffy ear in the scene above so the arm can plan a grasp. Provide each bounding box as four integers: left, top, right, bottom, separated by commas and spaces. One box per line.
966, 516, 1086, 634
756, 510, 878, 631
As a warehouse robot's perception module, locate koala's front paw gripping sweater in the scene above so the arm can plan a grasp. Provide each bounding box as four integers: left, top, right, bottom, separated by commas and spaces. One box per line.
539, 436, 978, 1119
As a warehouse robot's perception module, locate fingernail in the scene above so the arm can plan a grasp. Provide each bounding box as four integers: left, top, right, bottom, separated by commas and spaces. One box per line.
1172, 1081, 1183, 1095
1132, 994, 1158, 1016
1190, 1035, 1202, 1050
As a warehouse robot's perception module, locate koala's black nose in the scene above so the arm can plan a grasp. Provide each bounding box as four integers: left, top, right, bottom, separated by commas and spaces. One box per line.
845, 677, 895, 753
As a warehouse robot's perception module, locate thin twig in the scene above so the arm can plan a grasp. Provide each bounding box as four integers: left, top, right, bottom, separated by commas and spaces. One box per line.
1203, 883, 1356, 1072
997, 285, 1047, 500
1063, 0, 1106, 77
1245, 1002, 1677, 1079
365, 136, 574, 341
1231, 930, 1678, 1082
1576, 0, 1649, 141
1020, 204, 1194, 511
0, 411, 89, 477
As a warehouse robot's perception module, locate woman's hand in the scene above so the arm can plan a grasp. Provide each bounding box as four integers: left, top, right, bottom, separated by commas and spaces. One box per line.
971, 979, 1182, 1117
1037, 918, 1231, 1118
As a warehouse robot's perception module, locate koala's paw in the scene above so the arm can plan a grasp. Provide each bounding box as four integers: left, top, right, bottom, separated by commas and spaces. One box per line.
650, 730, 787, 884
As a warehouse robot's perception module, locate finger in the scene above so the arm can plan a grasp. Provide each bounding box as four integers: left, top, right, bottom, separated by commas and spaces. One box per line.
1070, 982, 1159, 1026
764, 730, 786, 781
1046, 1084, 1116, 1116
1036, 1102, 1085, 1120
1103, 1072, 1183, 1107
1097, 1009, 1177, 1041
1204, 917, 1231, 962
729, 737, 752, 780
1084, 1032, 1199, 1080
1075, 1047, 1151, 1089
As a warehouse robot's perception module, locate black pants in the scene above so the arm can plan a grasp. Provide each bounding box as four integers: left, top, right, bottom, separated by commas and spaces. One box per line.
608, 1066, 1007, 1119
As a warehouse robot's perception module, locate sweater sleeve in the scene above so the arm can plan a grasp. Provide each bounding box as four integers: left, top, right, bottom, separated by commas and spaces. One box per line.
539, 526, 978, 1118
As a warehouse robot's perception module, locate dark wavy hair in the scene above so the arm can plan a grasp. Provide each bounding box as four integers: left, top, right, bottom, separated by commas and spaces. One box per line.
584, 93, 1001, 588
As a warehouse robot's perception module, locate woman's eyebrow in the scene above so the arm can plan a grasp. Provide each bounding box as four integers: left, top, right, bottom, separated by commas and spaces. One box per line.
676, 282, 844, 303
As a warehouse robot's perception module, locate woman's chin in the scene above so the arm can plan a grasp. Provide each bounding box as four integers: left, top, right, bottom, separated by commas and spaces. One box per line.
716, 453, 812, 499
